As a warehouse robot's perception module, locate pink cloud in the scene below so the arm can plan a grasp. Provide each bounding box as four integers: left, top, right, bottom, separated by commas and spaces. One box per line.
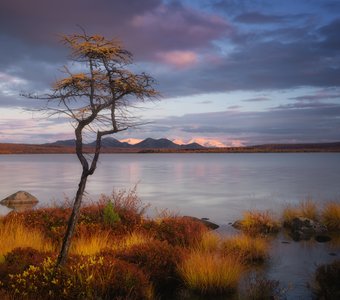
157, 50, 198, 69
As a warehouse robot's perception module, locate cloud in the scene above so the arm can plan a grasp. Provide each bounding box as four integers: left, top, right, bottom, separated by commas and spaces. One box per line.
242, 97, 270, 102
227, 105, 242, 110
154, 105, 340, 144
235, 12, 288, 24
156, 50, 198, 69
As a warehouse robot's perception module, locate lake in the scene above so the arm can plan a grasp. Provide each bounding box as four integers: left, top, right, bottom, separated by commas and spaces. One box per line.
1, 153, 340, 221
1, 152, 340, 299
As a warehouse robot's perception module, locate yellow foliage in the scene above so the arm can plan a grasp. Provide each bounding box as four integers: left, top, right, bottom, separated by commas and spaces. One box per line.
282, 199, 318, 225
194, 231, 220, 253
70, 231, 111, 255
241, 210, 280, 235
0, 219, 54, 256
179, 250, 243, 295
322, 202, 340, 231
221, 234, 268, 264
70, 231, 153, 255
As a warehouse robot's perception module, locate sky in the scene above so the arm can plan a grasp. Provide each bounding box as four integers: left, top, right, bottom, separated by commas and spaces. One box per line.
0, 0, 340, 146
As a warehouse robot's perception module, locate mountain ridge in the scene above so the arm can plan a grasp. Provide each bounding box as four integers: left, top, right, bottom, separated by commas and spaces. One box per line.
44, 137, 206, 149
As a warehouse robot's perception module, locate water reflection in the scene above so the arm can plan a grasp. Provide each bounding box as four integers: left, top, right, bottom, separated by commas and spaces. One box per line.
0, 153, 339, 224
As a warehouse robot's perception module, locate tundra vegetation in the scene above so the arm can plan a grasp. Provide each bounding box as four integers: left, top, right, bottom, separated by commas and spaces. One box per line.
0, 194, 339, 299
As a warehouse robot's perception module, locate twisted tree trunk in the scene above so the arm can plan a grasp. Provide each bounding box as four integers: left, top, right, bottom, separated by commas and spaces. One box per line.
56, 170, 88, 266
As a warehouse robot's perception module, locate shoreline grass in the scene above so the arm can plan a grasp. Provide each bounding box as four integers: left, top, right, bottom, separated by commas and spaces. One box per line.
0, 194, 339, 299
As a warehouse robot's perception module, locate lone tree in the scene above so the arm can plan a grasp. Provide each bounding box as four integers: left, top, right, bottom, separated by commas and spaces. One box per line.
27, 32, 157, 266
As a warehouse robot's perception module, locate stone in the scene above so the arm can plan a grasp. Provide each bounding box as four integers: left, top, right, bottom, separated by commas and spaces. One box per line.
289, 217, 329, 241
232, 220, 243, 230
315, 235, 332, 243
0, 191, 39, 205
183, 216, 219, 230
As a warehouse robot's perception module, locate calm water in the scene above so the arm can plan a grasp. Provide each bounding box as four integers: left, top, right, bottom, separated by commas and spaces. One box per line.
1, 153, 340, 299
1, 153, 340, 221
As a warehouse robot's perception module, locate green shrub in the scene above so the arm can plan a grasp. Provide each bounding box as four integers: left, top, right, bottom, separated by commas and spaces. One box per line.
103, 201, 121, 226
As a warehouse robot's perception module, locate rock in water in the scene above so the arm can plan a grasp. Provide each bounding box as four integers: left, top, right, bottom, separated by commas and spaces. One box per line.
0, 191, 39, 205
183, 216, 219, 230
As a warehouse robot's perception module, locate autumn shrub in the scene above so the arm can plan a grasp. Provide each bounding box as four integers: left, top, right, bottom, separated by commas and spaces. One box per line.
147, 216, 208, 247
0, 247, 50, 286
78, 202, 105, 225
3, 255, 153, 300
321, 202, 340, 231
282, 199, 318, 227
314, 260, 340, 299
100, 188, 149, 232
115, 239, 184, 293
221, 234, 269, 264
238, 210, 280, 235
179, 251, 243, 296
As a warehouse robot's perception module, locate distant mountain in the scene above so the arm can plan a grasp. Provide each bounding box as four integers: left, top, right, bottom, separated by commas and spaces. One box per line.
119, 138, 143, 145
180, 142, 205, 150
44, 139, 75, 146
87, 137, 130, 148
133, 138, 180, 149
187, 138, 227, 148
44, 137, 205, 149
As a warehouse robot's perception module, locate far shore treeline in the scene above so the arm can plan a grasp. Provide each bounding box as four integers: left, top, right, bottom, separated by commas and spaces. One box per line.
0, 140, 340, 154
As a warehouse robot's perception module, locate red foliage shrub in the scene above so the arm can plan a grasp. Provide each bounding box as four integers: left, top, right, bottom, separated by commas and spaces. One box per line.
0, 247, 51, 286
2, 253, 153, 300
115, 239, 185, 293
145, 216, 208, 247
3, 207, 71, 243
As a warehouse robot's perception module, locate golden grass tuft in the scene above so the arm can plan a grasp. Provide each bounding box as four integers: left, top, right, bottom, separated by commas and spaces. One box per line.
240, 210, 280, 235
322, 202, 340, 231
221, 234, 269, 264
0, 219, 54, 257
71, 231, 112, 255
179, 251, 244, 295
299, 199, 318, 220
194, 231, 220, 253
71, 231, 154, 255
118, 231, 154, 250
282, 199, 318, 226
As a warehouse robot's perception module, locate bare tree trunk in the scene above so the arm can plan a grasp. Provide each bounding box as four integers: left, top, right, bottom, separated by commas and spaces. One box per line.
56, 171, 88, 266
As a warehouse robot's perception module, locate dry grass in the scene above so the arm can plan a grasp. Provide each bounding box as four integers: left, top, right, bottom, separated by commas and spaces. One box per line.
221, 235, 269, 264
0, 219, 54, 258
70, 231, 112, 255
194, 231, 220, 253
71, 230, 153, 255
322, 202, 340, 231
240, 210, 280, 235
118, 231, 154, 250
179, 250, 244, 295
282, 199, 318, 226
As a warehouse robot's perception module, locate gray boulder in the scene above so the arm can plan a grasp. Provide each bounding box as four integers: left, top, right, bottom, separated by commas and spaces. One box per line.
289, 217, 328, 241
0, 191, 39, 205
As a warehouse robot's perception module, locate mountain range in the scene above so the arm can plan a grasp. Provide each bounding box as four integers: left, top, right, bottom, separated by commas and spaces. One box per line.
45, 137, 206, 149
